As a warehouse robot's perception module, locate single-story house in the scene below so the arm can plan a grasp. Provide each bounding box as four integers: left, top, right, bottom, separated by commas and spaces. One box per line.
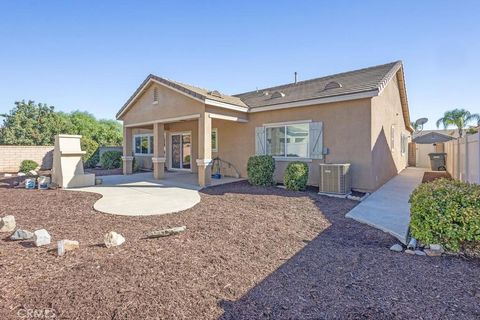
116, 61, 413, 192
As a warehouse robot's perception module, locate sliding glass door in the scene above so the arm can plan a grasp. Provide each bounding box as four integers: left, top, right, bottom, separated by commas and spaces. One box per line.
170, 133, 191, 170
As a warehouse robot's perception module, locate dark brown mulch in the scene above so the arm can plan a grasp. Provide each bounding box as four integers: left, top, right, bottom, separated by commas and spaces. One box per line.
0, 182, 479, 319
422, 171, 452, 183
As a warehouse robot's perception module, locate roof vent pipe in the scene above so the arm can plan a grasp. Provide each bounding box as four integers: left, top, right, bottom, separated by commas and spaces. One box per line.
294, 72, 298, 84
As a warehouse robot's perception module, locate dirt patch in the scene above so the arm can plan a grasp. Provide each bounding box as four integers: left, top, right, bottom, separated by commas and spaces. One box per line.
422, 171, 452, 183
0, 181, 479, 319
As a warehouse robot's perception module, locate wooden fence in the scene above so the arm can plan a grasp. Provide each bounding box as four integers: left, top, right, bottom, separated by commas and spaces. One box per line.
444, 132, 480, 184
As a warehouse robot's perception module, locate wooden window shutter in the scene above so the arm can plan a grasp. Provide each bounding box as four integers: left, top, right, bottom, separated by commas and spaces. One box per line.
255, 127, 266, 155
309, 122, 324, 159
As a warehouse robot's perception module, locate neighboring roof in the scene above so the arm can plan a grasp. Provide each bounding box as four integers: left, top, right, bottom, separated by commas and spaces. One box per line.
234, 61, 401, 108
413, 132, 455, 144
116, 74, 247, 118
117, 61, 413, 132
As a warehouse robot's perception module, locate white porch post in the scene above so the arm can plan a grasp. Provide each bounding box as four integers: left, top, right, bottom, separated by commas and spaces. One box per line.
152, 123, 166, 179
196, 112, 212, 187
122, 126, 133, 175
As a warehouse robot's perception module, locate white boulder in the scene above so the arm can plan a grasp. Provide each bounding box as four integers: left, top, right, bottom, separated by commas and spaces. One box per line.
10, 229, 34, 240
57, 240, 79, 256
0, 215, 16, 232
104, 231, 125, 248
33, 229, 51, 247
17, 172, 26, 176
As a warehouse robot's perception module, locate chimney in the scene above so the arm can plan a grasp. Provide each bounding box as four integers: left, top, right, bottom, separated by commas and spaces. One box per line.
294, 72, 298, 84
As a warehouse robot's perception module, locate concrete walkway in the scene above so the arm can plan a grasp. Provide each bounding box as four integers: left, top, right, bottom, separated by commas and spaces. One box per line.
69, 171, 243, 216
346, 167, 426, 244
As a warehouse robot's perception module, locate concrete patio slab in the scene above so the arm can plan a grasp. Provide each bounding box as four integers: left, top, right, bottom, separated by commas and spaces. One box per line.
68, 171, 244, 216
346, 167, 426, 244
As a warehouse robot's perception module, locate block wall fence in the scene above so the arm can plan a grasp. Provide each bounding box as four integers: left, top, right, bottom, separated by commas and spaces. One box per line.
0, 145, 54, 172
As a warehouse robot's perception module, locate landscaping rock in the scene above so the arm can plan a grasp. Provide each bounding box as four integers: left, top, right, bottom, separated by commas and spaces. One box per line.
104, 231, 125, 248
390, 244, 403, 252
17, 172, 26, 176
424, 248, 442, 257
33, 229, 51, 247
415, 250, 426, 256
4, 173, 12, 177
405, 249, 415, 255
10, 229, 34, 240
29, 170, 38, 176
430, 244, 444, 252
57, 240, 79, 256
0, 215, 16, 232
146, 226, 186, 238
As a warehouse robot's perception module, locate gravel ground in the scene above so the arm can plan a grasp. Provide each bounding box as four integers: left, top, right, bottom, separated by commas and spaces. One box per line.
0, 181, 479, 319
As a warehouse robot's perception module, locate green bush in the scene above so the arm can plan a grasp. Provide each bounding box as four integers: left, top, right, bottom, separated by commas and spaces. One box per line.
100, 150, 122, 169
81, 137, 99, 168
247, 155, 275, 186
409, 178, 480, 252
284, 162, 309, 191
19, 160, 39, 172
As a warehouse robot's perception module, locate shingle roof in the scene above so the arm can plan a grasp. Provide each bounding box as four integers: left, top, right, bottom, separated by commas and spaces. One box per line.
234, 61, 402, 108
413, 132, 455, 144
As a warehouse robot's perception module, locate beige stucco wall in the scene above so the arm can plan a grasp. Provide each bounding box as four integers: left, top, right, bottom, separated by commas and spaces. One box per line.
212, 99, 373, 190
370, 73, 410, 189
121, 83, 204, 125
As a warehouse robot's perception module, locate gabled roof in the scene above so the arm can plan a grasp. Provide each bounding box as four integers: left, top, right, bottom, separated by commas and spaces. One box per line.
413, 131, 455, 144
116, 74, 247, 119
234, 61, 402, 108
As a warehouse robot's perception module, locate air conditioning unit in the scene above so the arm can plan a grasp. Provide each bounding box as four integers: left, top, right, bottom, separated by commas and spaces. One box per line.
319, 163, 351, 195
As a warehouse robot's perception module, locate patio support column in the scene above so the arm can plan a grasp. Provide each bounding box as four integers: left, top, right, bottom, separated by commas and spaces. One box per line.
122, 126, 133, 175
196, 112, 212, 187
152, 122, 166, 179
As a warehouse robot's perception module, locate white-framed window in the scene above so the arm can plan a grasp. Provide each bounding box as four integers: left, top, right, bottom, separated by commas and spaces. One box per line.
401, 133, 408, 156
212, 128, 218, 152
390, 125, 395, 151
134, 134, 154, 155
265, 122, 309, 158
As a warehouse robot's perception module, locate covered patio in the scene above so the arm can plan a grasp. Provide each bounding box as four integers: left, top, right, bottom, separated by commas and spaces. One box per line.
116, 75, 249, 188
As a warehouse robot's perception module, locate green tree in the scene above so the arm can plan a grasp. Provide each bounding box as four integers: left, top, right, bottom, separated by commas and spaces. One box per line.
0, 100, 123, 147
436, 108, 480, 137
0, 100, 70, 145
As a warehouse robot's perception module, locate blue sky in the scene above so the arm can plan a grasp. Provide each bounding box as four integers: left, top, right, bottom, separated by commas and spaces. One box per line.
0, 0, 479, 129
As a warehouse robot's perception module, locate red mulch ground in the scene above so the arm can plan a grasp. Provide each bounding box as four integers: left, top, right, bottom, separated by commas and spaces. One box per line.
422, 171, 452, 183
0, 182, 479, 319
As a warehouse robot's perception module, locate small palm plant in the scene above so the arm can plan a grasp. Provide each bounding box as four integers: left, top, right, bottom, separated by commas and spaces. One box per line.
436, 108, 480, 137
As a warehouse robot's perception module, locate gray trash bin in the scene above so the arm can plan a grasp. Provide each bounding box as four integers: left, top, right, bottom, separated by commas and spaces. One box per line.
428, 153, 447, 171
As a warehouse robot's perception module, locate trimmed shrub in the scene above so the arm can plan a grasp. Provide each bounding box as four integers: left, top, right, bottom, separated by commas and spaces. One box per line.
19, 160, 39, 173
284, 162, 309, 191
81, 137, 99, 168
247, 155, 275, 186
409, 178, 480, 252
100, 150, 122, 169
